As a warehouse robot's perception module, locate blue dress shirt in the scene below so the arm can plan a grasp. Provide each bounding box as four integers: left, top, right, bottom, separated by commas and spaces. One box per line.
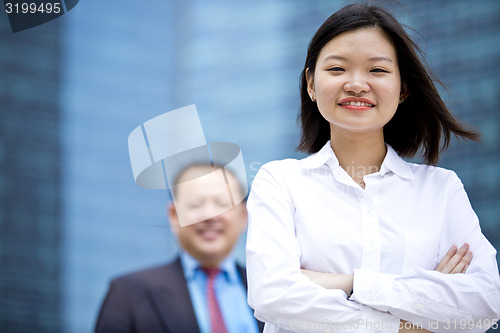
180, 252, 259, 333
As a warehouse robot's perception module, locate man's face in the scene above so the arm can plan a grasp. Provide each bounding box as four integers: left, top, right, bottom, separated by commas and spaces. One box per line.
168, 166, 247, 268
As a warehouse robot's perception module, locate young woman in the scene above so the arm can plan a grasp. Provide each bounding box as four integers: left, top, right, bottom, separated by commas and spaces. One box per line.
246, 3, 500, 332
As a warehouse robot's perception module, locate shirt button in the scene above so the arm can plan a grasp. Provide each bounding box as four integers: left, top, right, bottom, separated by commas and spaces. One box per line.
415, 303, 425, 312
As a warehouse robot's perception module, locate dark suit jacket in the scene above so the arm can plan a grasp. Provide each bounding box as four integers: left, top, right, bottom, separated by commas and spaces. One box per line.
95, 257, 264, 333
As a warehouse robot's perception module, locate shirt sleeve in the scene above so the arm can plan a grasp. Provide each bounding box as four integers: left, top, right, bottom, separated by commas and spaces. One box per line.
350, 170, 500, 332
246, 163, 400, 333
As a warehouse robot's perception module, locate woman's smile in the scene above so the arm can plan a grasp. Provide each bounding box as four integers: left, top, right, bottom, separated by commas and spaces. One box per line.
338, 97, 376, 111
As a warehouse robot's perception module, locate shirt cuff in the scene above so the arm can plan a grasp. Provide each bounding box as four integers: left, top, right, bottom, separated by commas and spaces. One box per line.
351, 269, 397, 314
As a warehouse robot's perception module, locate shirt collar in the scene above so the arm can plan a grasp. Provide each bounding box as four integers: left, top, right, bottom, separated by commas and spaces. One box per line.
300, 140, 414, 180
299, 140, 340, 170
179, 251, 240, 283
380, 144, 414, 180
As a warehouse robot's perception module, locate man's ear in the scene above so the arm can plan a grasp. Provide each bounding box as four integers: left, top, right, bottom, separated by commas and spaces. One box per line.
168, 202, 180, 235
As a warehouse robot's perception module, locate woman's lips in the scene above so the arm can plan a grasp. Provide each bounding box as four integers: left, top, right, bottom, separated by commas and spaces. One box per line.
338, 97, 375, 111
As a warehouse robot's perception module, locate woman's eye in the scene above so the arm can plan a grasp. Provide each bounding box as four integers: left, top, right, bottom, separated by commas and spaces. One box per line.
370, 68, 388, 73
328, 67, 345, 72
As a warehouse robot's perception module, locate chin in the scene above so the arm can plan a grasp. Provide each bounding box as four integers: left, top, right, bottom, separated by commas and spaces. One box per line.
198, 244, 225, 256
332, 121, 385, 134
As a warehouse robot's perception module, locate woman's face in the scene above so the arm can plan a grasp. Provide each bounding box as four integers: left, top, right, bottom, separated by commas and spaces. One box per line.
307, 28, 403, 135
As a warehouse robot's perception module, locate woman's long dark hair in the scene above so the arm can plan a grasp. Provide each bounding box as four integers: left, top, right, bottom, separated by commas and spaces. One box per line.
297, 3, 479, 165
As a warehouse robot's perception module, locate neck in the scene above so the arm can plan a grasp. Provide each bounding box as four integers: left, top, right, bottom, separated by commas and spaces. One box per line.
198, 258, 222, 269
197, 253, 229, 269
330, 128, 387, 184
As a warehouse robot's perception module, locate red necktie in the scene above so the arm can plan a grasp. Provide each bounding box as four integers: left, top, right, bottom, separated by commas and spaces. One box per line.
202, 268, 228, 333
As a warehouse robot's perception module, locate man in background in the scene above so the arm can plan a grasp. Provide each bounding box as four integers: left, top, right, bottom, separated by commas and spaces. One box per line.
95, 164, 263, 333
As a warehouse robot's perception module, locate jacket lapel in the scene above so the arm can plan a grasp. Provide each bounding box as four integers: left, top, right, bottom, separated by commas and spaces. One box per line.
147, 258, 264, 333
236, 264, 247, 288
147, 258, 200, 333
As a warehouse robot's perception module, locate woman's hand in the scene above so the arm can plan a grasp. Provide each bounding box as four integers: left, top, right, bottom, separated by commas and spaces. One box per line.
399, 320, 431, 332
398, 243, 472, 333
301, 243, 472, 290
434, 243, 472, 274
301, 243, 472, 332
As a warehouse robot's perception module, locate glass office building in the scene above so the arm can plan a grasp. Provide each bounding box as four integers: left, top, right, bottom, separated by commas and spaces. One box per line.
1, 1, 499, 332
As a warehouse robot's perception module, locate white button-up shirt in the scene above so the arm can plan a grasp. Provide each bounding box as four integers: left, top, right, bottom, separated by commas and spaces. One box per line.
246, 141, 500, 333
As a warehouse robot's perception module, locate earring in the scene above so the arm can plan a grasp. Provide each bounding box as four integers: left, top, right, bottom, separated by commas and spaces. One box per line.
308, 90, 316, 102
399, 95, 407, 104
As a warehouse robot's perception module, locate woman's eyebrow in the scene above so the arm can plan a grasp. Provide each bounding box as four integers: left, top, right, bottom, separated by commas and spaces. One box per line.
369, 56, 393, 62
323, 55, 393, 63
323, 55, 347, 61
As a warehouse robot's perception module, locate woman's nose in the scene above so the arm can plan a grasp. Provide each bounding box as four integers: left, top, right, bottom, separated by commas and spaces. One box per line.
344, 75, 370, 94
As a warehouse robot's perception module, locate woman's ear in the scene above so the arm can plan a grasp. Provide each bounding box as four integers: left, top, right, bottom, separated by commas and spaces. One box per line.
306, 68, 316, 102
399, 82, 409, 104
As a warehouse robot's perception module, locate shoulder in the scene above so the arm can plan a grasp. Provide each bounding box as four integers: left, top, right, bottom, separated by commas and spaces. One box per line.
255, 155, 316, 181
406, 161, 457, 178
406, 161, 462, 189
258, 158, 301, 173
251, 158, 305, 193
109, 258, 183, 290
